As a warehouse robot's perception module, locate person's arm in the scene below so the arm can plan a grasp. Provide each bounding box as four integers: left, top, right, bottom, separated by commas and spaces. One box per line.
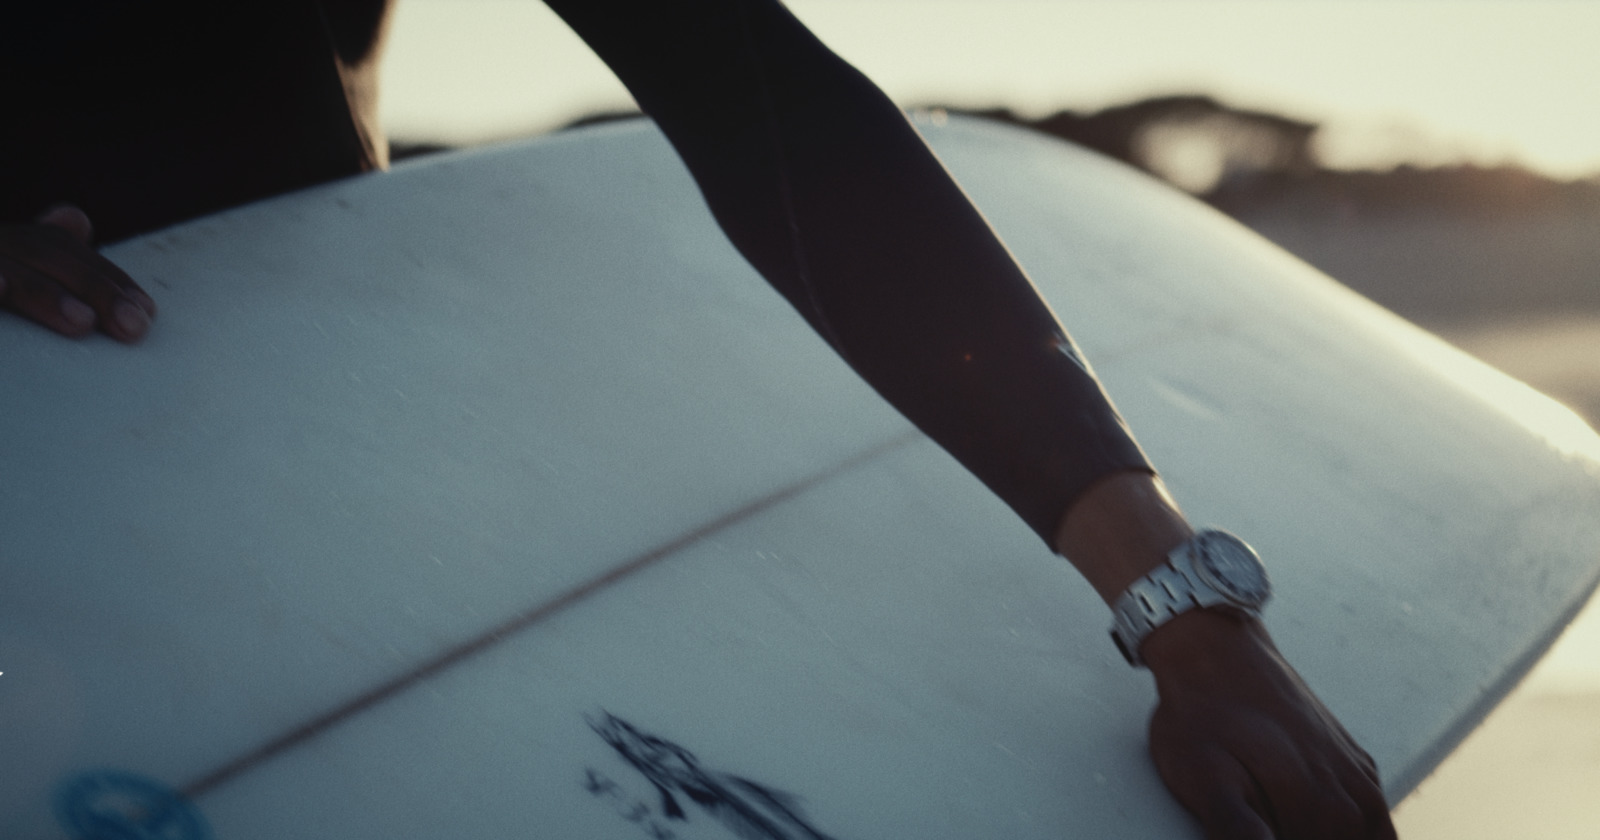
0, 205, 155, 342
545, 2, 1395, 837
543, 0, 1147, 545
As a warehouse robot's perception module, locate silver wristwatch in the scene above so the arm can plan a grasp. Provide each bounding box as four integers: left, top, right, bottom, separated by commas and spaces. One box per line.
1109, 529, 1271, 667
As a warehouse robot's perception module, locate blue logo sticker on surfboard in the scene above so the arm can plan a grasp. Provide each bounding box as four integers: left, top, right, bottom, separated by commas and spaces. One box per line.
54, 771, 212, 840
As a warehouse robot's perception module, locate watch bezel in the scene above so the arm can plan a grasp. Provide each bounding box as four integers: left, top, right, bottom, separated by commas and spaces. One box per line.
1188, 530, 1271, 608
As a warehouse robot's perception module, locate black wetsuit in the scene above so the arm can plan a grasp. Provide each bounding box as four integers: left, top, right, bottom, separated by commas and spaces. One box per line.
1, 0, 1150, 546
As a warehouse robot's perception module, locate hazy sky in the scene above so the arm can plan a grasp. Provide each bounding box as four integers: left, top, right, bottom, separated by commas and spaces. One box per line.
381, 0, 1600, 178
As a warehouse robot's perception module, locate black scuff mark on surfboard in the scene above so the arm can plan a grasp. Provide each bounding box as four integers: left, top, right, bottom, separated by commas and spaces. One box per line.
584, 768, 679, 840
585, 712, 841, 840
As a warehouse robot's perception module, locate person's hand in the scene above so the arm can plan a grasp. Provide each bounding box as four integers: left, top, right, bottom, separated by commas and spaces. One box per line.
0, 205, 155, 342
1053, 472, 1396, 838
1142, 610, 1397, 840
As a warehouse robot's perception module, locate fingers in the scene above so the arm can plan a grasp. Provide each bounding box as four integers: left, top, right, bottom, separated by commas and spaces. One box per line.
1148, 669, 1398, 840
1167, 751, 1380, 840
1232, 725, 1393, 840
1154, 749, 1273, 840
1193, 758, 1277, 840
1149, 715, 1278, 840
0, 206, 155, 342
30, 207, 158, 320
0, 256, 104, 336
1261, 766, 1369, 840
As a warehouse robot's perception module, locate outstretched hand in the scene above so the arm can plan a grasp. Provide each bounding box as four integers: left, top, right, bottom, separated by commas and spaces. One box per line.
1142, 611, 1398, 840
0, 205, 155, 342
1054, 472, 1397, 839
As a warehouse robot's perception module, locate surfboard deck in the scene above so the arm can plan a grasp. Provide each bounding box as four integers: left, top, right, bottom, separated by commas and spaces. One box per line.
3, 115, 1598, 839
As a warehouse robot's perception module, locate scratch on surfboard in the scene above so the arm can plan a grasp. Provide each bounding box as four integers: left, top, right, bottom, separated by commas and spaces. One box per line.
585, 711, 841, 840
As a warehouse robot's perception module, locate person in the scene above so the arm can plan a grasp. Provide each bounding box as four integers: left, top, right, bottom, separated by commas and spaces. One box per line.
1, 2, 1396, 837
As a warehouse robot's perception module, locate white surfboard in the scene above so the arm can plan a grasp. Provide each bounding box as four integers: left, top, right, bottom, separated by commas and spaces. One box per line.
2, 115, 1598, 839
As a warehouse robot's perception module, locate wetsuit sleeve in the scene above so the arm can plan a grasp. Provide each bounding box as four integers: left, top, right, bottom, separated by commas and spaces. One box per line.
543, 0, 1152, 547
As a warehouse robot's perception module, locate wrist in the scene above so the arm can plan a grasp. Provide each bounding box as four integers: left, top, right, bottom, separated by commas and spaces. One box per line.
1052, 470, 1194, 604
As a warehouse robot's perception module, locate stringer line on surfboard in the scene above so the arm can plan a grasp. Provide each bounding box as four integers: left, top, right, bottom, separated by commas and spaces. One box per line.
177, 429, 923, 801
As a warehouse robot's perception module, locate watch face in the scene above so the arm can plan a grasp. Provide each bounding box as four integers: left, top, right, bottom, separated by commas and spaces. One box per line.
1192, 531, 1271, 607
